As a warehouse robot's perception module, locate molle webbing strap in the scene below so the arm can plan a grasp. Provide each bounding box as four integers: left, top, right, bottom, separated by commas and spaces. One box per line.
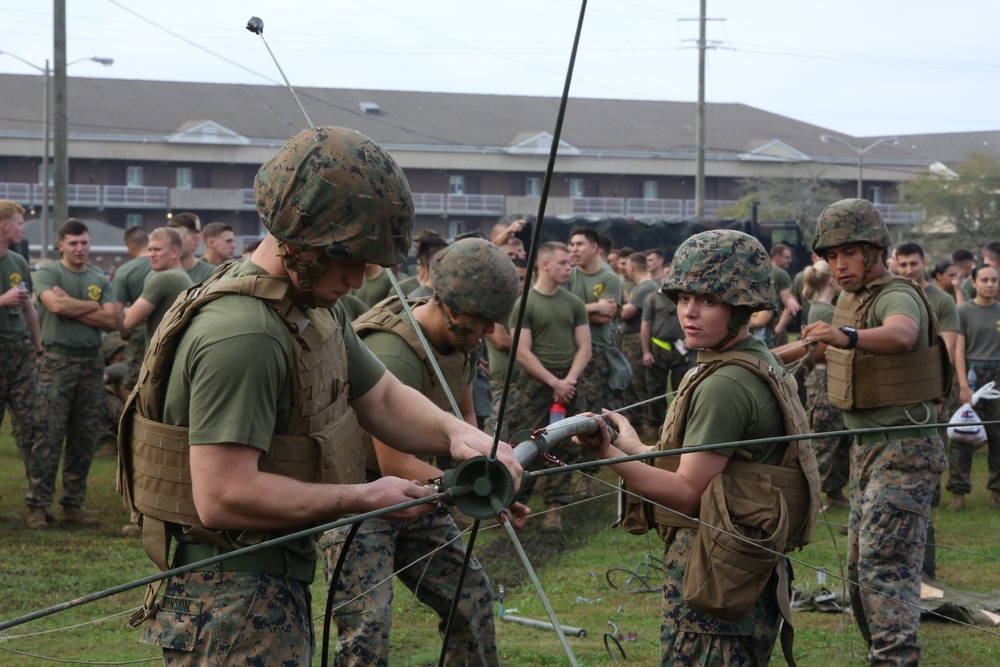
827, 274, 952, 409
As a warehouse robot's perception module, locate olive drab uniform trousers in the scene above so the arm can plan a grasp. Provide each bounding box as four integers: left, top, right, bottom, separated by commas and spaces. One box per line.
0, 338, 39, 463
848, 434, 945, 666
318, 511, 498, 667
26, 352, 104, 509
804, 365, 850, 496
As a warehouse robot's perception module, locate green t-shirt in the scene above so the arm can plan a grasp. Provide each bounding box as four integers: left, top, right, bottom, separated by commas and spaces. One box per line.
958, 300, 1000, 362
162, 259, 386, 449
361, 320, 475, 400
682, 336, 786, 465
34, 262, 113, 348
642, 291, 683, 342
568, 264, 622, 348
842, 281, 934, 430
339, 293, 370, 322
924, 283, 959, 333
519, 286, 588, 370
486, 331, 521, 382
138, 268, 192, 342
0, 250, 31, 341
112, 256, 151, 306
806, 300, 835, 326
185, 260, 217, 285
351, 269, 393, 308
623, 278, 659, 335
396, 274, 420, 296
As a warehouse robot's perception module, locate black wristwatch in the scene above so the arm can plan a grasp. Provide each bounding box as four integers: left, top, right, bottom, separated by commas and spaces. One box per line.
839, 326, 858, 350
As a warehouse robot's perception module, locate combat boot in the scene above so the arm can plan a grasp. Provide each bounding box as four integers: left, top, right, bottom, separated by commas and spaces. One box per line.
26, 507, 49, 530
947, 493, 966, 511
992, 490, 1000, 510
62, 506, 101, 527
822, 490, 850, 512
541, 506, 563, 533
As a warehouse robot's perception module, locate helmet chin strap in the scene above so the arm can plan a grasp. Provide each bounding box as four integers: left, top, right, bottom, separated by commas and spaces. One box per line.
277, 242, 330, 308
713, 306, 753, 350
436, 297, 477, 352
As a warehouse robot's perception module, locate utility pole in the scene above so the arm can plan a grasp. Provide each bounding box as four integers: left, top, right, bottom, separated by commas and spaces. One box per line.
681, 4, 724, 218
53, 0, 68, 227
695, 0, 706, 217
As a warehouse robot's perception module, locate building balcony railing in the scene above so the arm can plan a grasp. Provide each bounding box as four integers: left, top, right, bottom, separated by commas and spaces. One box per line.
0, 182, 928, 225
0, 182, 168, 209
572, 197, 739, 217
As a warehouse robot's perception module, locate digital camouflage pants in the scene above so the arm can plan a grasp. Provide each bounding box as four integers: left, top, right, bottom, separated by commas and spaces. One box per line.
659, 526, 781, 666
805, 366, 851, 495
620, 333, 647, 424
140, 570, 313, 665
848, 435, 945, 666
25, 353, 103, 509
0, 338, 38, 463
947, 366, 1000, 494
318, 510, 499, 667
506, 367, 585, 506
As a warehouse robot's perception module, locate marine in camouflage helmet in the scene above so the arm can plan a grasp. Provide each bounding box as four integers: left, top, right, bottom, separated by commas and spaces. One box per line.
432, 238, 520, 321
662, 229, 779, 310
431, 238, 519, 349
812, 198, 892, 254
813, 198, 892, 293
662, 229, 778, 347
253, 127, 413, 305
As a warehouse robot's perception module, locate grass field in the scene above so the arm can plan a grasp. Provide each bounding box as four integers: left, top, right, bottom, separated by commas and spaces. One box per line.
1, 421, 999, 666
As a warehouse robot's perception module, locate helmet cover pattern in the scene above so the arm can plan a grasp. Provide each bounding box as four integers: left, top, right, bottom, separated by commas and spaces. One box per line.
813, 198, 892, 254
662, 229, 779, 310
254, 126, 413, 267
431, 238, 520, 322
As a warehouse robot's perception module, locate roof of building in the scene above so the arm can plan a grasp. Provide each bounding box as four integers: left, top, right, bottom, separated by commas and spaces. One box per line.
0, 74, 937, 167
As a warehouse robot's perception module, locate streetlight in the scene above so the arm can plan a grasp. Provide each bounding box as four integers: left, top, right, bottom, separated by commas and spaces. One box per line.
0, 52, 112, 258
821, 134, 899, 200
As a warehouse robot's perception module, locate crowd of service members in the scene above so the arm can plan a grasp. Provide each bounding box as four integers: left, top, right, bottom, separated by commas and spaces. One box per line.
3, 195, 996, 667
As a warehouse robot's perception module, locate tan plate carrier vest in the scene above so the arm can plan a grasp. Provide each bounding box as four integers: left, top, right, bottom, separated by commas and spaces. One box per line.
352, 295, 471, 478
116, 266, 365, 624
616, 349, 820, 666
827, 273, 952, 410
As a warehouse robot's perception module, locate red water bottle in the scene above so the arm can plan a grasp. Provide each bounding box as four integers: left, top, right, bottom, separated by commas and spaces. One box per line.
549, 400, 566, 424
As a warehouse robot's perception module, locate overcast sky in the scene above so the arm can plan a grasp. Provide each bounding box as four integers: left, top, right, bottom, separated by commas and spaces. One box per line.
2, 0, 997, 138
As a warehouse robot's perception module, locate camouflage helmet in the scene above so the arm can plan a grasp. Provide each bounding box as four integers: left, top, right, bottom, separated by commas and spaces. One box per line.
662, 229, 779, 310
431, 238, 520, 322
254, 126, 413, 267
813, 198, 892, 254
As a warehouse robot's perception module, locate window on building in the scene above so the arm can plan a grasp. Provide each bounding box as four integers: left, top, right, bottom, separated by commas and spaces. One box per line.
525, 177, 541, 196
126, 166, 144, 187
868, 186, 883, 204
643, 180, 658, 199
449, 175, 465, 195
176, 168, 193, 189
126, 213, 144, 227
448, 220, 465, 238
37, 162, 53, 186
569, 178, 585, 198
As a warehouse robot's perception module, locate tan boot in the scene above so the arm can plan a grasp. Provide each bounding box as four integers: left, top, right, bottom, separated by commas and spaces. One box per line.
822, 490, 850, 512
992, 490, 1000, 510
947, 493, 966, 511
541, 506, 563, 533
26, 507, 49, 530
62, 506, 101, 527
121, 523, 142, 538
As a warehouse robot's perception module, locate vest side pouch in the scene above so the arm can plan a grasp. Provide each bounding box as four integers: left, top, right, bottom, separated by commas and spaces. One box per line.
616, 479, 654, 534
682, 475, 788, 622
